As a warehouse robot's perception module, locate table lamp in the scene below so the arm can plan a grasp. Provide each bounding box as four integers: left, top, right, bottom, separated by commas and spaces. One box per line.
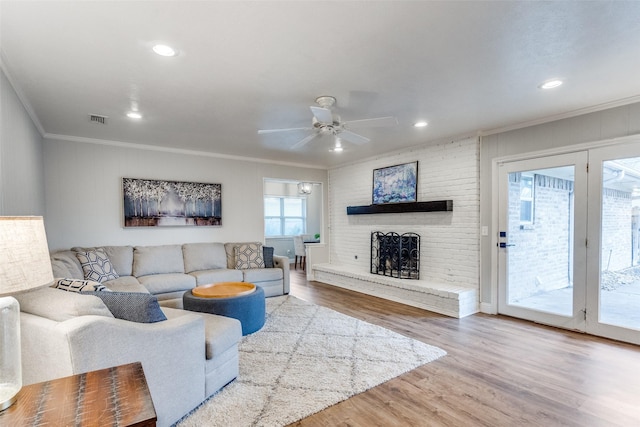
0, 216, 53, 410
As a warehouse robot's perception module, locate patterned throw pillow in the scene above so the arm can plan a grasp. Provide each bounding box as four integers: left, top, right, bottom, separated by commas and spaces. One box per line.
53, 278, 111, 292
234, 243, 265, 269
76, 249, 119, 282
83, 292, 167, 323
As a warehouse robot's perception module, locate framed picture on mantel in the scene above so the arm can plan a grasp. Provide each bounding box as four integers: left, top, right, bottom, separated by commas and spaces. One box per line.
372, 161, 418, 205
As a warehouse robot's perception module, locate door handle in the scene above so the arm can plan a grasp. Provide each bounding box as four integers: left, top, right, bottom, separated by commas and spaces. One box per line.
499, 242, 516, 248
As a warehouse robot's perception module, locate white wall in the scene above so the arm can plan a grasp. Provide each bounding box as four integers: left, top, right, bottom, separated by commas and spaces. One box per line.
480, 101, 640, 307
0, 68, 46, 215
328, 136, 480, 288
43, 138, 327, 250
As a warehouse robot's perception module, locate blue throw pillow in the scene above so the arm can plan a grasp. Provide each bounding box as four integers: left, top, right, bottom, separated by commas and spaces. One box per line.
83, 292, 167, 323
263, 246, 274, 268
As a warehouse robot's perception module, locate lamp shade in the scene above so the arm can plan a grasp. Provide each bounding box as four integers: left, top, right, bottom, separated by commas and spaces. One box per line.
0, 216, 53, 296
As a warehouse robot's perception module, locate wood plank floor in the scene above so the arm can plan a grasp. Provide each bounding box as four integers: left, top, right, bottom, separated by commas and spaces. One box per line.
286, 267, 640, 427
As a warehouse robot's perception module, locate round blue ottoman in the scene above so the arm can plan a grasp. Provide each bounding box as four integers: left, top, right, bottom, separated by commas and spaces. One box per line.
183, 285, 265, 335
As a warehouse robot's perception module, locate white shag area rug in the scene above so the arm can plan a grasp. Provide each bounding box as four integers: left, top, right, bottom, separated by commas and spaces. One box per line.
176, 295, 446, 427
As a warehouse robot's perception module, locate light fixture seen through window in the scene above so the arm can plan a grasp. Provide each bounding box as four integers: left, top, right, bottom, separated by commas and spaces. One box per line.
152, 44, 177, 57
298, 182, 312, 194
539, 79, 563, 89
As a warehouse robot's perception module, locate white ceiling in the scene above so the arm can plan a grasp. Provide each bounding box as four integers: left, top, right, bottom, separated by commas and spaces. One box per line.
3, 1, 640, 169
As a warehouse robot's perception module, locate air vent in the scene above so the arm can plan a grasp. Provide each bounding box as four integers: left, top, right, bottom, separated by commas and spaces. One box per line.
88, 114, 108, 125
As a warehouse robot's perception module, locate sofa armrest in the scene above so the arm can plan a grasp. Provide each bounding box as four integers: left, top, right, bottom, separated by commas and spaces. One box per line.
273, 254, 290, 294
20, 310, 206, 427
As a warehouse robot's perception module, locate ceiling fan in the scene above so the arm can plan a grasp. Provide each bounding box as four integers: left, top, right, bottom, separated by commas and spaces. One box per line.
258, 96, 398, 150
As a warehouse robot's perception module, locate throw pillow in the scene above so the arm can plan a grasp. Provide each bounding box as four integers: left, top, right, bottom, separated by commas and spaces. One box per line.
53, 278, 111, 292
83, 292, 167, 323
263, 246, 274, 268
76, 249, 119, 282
234, 243, 265, 269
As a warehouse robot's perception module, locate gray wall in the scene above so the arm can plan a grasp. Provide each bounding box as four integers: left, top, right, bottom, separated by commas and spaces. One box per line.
480, 102, 640, 307
0, 68, 46, 216
43, 138, 328, 250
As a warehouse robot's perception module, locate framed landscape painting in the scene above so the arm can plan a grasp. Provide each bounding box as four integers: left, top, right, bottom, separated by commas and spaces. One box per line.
372, 161, 418, 204
123, 178, 221, 227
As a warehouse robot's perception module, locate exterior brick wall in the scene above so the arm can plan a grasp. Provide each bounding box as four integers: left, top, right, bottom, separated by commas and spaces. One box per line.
507, 174, 632, 301
601, 188, 632, 271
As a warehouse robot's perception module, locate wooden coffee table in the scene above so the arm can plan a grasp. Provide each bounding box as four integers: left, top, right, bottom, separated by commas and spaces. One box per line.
192, 281, 256, 298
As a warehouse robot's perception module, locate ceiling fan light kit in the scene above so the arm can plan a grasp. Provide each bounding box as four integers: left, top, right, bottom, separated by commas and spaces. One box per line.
258, 96, 398, 151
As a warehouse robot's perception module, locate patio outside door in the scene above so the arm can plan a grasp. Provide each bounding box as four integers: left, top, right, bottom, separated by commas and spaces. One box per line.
497, 152, 588, 331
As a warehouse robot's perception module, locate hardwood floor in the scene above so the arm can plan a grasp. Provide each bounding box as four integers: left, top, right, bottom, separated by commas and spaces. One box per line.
286, 267, 640, 427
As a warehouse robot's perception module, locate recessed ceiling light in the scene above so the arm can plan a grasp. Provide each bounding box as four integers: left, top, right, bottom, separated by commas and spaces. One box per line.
152, 44, 177, 57
539, 79, 563, 89
414, 121, 428, 128
127, 111, 142, 119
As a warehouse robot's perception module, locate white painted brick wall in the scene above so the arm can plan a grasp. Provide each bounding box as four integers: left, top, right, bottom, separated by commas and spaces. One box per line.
328, 136, 480, 289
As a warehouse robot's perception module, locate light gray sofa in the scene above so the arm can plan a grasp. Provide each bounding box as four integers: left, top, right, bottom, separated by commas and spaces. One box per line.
17, 241, 289, 426
17, 286, 242, 427
49, 242, 290, 307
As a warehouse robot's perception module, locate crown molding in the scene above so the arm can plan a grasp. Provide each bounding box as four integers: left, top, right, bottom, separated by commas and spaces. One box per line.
480, 94, 640, 137
44, 133, 327, 170
0, 50, 46, 136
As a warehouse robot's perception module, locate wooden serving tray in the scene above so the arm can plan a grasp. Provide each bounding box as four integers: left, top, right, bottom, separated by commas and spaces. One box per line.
192, 282, 256, 298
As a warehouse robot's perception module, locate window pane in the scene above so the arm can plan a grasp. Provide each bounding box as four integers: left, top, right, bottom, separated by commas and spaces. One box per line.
284, 198, 303, 216
264, 197, 281, 216
284, 218, 303, 236
520, 201, 532, 222
265, 218, 281, 236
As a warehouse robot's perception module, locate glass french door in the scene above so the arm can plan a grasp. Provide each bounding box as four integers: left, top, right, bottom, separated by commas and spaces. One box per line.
587, 144, 640, 344
497, 152, 588, 331
498, 145, 640, 345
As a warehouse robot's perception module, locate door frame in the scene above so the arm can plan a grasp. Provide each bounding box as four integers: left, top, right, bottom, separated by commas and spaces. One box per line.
496, 152, 588, 331
586, 142, 640, 345
488, 134, 640, 344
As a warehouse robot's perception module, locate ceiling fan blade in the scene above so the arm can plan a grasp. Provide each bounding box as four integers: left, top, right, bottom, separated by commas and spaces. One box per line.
258, 127, 312, 134
344, 116, 398, 129
290, 133, 319, 150
339, 130, 370, 145
310, 106, 334, 124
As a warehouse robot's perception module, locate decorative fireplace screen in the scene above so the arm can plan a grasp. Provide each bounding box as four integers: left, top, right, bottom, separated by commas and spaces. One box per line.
370, 231, 420, 279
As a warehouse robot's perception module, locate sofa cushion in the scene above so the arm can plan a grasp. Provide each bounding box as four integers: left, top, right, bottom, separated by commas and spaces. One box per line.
234, 243, 265, 269
83, 291, 167, 323
103, 276, 150, 293
242, 267, 283, 283
189, 269, 244, 285
16, 287, 114, 322
182, 243, 227, 273
76, 249, 120, 282
101, 246, 134, 276
263, 246, 274, 268
201, 313, 242, 360
133, 245, 185, 277
53, 278, 111, 292
50, 250, 84, 279
138, 273, 196, 295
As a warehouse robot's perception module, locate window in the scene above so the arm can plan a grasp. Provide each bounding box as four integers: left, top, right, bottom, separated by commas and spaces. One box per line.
520, 174, 534, 224
264, 196, 306, 237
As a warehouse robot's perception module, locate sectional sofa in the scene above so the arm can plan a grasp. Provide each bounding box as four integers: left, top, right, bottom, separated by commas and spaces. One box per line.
18, 241, 290, 427
49, 241, 290, 305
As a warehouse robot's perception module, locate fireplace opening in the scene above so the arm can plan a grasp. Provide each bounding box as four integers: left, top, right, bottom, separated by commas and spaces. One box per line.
370, 231, 420, 279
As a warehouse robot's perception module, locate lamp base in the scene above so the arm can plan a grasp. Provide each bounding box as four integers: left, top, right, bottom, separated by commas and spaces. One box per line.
0, 388, 18, 411
0, 296, 22, 411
